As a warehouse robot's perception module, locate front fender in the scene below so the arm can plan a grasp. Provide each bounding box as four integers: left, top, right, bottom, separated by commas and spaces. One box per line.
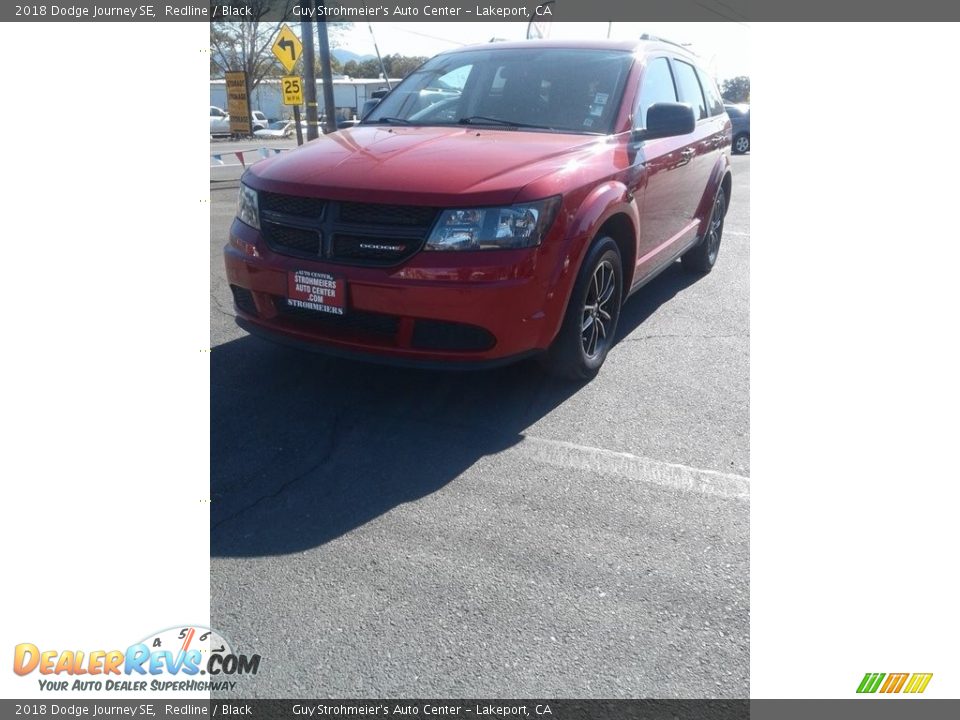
537, 181, 640, 346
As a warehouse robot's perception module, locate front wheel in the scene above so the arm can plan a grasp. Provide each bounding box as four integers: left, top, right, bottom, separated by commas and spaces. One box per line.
733, 134, 750, 154
541, 237, 623, 381
681, 186, 726, 275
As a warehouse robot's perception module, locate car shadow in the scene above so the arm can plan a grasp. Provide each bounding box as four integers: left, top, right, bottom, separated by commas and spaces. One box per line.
211, 259, 700, 557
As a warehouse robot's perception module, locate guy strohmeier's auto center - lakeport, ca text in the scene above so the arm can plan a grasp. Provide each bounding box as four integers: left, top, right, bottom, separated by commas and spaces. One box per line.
293, 4, 546, 17
291, 704, 551, 716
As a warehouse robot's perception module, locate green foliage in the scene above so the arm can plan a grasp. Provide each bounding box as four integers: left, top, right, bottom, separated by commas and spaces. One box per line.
721, 76, 750, 104
342, 53, 428, 79
210, 16, 349, 88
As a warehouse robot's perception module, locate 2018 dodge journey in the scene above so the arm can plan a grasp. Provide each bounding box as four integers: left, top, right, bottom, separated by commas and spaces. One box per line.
225, 39, 732, 379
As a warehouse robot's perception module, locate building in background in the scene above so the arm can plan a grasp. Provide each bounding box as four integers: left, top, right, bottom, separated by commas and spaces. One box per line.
210, 78, 401, 122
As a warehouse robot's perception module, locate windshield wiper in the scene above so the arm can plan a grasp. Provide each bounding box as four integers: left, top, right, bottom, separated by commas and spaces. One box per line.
367, 116, 411, 125
457, 116, 557, 131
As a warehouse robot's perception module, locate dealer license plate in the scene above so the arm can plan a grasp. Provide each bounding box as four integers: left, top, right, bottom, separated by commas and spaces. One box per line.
286, 270, 345, 316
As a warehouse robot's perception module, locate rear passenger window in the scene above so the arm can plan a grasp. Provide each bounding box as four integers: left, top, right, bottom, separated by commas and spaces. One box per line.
672, 60, 707, 121
635, 57, 677, 128
696, 67, 726, 117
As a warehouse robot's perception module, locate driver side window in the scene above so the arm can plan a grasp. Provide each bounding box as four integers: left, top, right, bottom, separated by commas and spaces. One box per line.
635, 57, 677, 129
434, 64, 471, 93
409, 64, 473, 122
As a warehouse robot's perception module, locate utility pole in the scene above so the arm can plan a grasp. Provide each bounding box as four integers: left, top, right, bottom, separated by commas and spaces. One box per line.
315, 0, 338, 135
368, 22, 391, 90
300, 0, 320, 141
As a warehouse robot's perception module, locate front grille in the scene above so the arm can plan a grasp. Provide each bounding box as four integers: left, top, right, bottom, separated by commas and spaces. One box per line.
257, 192, 438, 266
412, 320, 495, 352
261, 221, 321, 256
275, 298, 399, 338
339, 202, 437, 227
260, 192, 326, 218
332, 234, 424, 264
230, 285, 258, 317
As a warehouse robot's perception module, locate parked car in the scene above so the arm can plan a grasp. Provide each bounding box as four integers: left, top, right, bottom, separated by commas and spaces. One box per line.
361, 89, 391, 120
210, 106, 230, 135
318, 114, 359, 131
225, 39, 732, 379
251, 111, 268, 132
211, 106, 269, 135
725, 103, 750, 154
254, 120, 295, 139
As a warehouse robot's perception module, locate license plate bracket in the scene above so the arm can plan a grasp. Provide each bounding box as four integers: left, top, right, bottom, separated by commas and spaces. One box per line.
286, 270, 346, 315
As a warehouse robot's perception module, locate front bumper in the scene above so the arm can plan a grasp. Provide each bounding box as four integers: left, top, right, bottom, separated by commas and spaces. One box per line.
224, 219, 568, 364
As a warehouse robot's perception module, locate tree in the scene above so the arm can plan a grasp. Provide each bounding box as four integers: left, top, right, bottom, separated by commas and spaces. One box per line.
383, 53, 428, 79
210, 0, 290, 91
210, 9, 350, 88
356, 58, 383, 79
312, 55, 342, 77
721, 76, 750, 104
343, 59, 359, 77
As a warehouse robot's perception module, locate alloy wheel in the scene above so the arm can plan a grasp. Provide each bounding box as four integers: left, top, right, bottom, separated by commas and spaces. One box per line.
706, 192, 725, 265
581, 260, 617, 359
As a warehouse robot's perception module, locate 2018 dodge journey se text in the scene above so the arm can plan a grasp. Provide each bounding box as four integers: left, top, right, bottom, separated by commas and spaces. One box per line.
225, 39, 732, 379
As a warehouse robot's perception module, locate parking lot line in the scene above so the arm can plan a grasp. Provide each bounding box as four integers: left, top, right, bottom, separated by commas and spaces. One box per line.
517, 435, 750, 499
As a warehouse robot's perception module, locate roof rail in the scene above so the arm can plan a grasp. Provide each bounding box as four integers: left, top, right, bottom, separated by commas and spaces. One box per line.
639, 33, 696, 54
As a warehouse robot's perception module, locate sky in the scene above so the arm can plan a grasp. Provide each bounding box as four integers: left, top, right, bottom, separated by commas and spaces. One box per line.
338, 22, 750, 81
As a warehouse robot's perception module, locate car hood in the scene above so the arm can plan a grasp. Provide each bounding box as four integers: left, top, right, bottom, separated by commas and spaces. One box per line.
245, 125, 605, 206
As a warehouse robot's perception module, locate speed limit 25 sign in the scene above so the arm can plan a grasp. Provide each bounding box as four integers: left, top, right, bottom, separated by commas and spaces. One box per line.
282, 76, 303, 106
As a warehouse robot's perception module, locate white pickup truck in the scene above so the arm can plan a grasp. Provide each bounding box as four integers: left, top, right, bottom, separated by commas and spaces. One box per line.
210, 106, 268, 135
210, 106, 230, 135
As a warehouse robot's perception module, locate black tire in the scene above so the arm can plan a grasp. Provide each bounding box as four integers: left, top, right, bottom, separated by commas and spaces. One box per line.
541, 237, 623, 381
682, 186, 726, 275
733, 133, 750, 154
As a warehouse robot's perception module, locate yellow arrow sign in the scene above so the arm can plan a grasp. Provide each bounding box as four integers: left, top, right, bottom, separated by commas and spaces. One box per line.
272, 24, 302, 74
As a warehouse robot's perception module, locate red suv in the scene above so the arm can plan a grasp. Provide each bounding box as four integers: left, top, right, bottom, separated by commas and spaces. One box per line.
225, 39, 731, 379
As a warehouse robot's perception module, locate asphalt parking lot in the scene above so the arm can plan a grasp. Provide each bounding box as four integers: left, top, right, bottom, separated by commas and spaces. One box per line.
210, 154, 750, 698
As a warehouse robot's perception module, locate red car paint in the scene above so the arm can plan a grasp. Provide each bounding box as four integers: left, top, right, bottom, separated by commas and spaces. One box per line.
224, 39, 732, 367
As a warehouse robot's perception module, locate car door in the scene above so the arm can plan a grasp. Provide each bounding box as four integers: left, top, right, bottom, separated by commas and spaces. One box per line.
697, 66, 730, 155
210, 107, 229, 134
667, 58, 721, 235
630, 56, 699, 284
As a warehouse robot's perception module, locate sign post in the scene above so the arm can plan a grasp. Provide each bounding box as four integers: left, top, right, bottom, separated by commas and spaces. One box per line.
273, 23, 307, 145
282, 75, 305, 146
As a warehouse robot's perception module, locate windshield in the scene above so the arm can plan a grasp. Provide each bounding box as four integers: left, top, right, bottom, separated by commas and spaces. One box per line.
364, 47, 635, 134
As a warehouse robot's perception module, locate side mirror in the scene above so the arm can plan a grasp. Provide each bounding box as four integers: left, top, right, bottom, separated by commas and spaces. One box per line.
634, 102, 696, 141
360, 99, 380, 120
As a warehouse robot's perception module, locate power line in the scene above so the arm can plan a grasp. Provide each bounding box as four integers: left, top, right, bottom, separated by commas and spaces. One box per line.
382, 24, 470, 46
694, 2, 751, 27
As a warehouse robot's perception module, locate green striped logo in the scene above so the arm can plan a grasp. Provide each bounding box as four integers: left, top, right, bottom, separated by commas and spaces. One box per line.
857, 672, 932, 694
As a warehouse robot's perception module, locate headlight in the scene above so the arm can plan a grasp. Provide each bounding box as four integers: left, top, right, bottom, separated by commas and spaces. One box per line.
425, 196, 561, 251
236, 183, 260, 230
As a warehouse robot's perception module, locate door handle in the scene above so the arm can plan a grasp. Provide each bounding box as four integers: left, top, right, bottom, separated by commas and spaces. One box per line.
681, 148, 695, 157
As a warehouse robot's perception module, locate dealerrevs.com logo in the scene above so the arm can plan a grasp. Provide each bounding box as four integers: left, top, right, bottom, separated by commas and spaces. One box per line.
856, 672, 933, 694
13, 625, 260, 693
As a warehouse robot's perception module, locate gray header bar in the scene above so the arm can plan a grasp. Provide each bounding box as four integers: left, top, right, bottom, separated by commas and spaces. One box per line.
5, 0, 960, 21
2, 700, 959, 719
